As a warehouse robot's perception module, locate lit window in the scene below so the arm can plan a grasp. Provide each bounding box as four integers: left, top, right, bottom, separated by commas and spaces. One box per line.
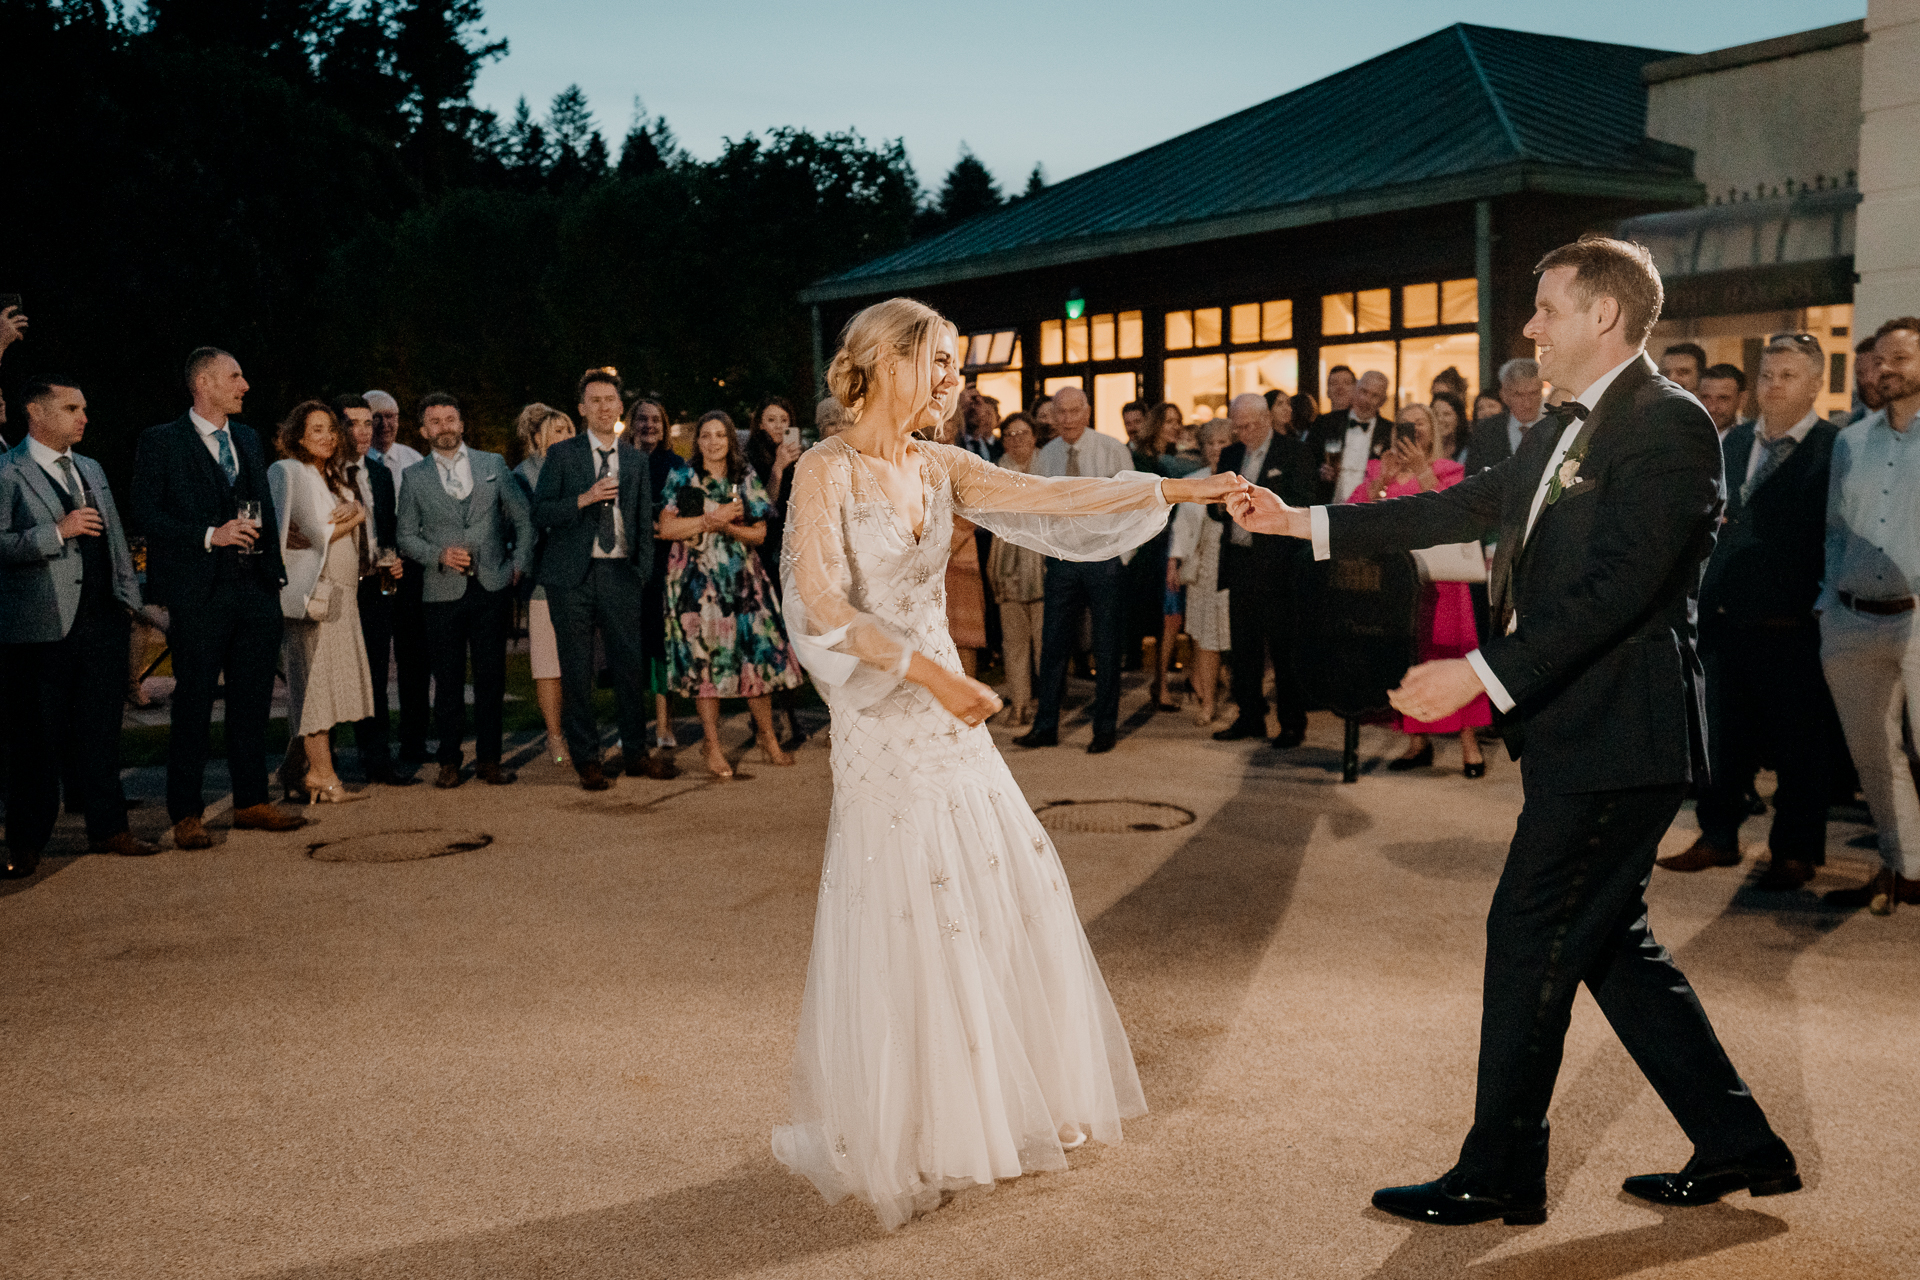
1261, 300, 1292, 342
1441, 279, 1478, 325
1230, 304, 1260, 345
1065, 316, 1089, 364
989, 331, 1017, 366
1165, 311, 1194, 350
1043, 375, 1083, 397
1193, 308, 1222, 347
968, 334, 993, 366
1118, 311, 1143, 359
1228, 348, 1299, 401
1163, 354, 1227, 423
1403, 283, 1440, 329
1040, 320, 1064, 365
962, 329, 1021, 370
1356, 289, 1391, 332
1322, 293, 1356, 336
1091, 312, 1116, 362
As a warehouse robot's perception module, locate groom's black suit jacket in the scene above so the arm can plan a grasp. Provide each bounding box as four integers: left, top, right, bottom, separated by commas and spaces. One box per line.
1324, 356, 1722, 795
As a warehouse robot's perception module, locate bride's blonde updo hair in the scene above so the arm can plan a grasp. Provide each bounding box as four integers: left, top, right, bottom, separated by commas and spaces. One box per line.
826, 297, 956, 423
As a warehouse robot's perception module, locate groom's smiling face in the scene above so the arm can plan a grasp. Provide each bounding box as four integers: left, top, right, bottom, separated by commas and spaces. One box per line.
1526, 265, 1618, 391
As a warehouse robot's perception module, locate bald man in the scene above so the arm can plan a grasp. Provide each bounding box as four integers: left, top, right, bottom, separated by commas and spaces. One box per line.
1306, 370, 1395, 503
1012, 386, 1139, 754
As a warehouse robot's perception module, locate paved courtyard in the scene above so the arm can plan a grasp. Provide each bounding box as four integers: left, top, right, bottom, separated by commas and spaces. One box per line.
3, 677, 1915, 1279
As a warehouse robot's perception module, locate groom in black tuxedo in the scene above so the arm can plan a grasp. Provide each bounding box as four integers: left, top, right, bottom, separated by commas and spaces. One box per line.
1229, 236, 1794, 1225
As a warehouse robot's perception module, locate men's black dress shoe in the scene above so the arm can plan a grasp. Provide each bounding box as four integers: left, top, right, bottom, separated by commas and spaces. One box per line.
1372, 1172, 1546, 1226
2, 849, 41, 879
1622, 1138, 1800, 1206
474, 763, 516, 786
1012, 730, 1058, 749
434, 764, 464, 789
1211, 721, 1265, 742
366, 767, 419, 787
1087, 733, 1116, 755
1386, 743, 1435, 772
577, 762, 612, 792
627, 752, 681, 780
1271, 728, 1306, 750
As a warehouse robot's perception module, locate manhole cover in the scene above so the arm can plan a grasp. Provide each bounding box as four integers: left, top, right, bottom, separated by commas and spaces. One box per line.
307, 829, 494, 863
1035, 801, 1194, 834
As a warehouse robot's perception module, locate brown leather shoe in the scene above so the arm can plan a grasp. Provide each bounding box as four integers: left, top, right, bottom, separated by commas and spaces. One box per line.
1657, 837, 1740, 873
90, 832, 162, 857
577, 761, 611, 791
1825, 868, 1920, 913
434, 763, 464, 789
232, 803, 309, 833
627, 751, 681, 780
1753, 858, 1815, 891
474, 763, 516, 786
172, 816, 213, 850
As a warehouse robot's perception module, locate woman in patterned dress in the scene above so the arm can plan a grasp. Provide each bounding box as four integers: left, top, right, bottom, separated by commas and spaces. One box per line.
657, 410, 804, 778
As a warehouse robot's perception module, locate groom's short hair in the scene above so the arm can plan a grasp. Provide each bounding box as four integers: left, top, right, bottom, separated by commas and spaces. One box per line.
1534, 235, 1664, 349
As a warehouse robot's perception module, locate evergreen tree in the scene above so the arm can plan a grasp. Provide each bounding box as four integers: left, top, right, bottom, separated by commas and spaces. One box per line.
938, 144, 1002, 222
1024, 163, 1046, 198
618, 98, 676, 176
544, 83, 606, 186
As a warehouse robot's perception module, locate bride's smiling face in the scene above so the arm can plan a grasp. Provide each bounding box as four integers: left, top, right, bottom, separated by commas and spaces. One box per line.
880, 327, 961, 429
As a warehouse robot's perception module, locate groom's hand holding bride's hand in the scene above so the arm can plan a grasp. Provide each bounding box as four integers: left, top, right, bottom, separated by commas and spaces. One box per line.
1224, 486, 1311, 538
1389, 659, 1488, 723
1161, 472, 1252, 505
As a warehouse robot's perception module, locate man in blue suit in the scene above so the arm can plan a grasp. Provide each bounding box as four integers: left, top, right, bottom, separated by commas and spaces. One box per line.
396, 393, 534, 789
1, 378, 160, 874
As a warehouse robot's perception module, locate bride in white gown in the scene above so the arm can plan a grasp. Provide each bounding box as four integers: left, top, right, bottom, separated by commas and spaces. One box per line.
772, 298, 1247, 1229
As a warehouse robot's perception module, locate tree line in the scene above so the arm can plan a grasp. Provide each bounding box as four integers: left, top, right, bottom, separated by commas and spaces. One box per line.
1, 0, 1043, 486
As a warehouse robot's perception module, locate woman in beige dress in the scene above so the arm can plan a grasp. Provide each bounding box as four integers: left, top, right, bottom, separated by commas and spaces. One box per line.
270, 401, 377, 804
1167, 418, 1234, 725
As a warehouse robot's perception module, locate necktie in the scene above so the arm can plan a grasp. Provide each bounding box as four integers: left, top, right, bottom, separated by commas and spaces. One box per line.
346, 463, 372, 574
1065, 444, 1081, 477
214, 429, 238, 484
54, 455, 83, 508
440, 457, 466, 499
595, 449, 618, 552
1742, 432, 1798, 504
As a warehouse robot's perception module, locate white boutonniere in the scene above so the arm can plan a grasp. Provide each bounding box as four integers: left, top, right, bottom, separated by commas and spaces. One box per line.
1545, 445, 1590, 506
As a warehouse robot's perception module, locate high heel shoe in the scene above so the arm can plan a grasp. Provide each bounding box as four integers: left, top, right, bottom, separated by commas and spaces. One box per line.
1386, 743, 1434, 772
1058, 1123, 1087, 1151
760, 743, 796, 767
1463, 760, 1487, 779
304, 773, 369, 804
703, 746, 735, 780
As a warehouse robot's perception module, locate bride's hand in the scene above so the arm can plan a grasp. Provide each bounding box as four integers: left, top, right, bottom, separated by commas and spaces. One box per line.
929, 666, 1002, 728
1163, 471, 1251, 504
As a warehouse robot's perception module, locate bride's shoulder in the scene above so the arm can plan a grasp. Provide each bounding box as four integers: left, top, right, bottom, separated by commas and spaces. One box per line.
795, 437, 854, 485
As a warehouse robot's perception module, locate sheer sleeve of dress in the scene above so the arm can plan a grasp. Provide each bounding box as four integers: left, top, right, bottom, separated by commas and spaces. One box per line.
931, 443, 1170, 562
780, 446, 918, 710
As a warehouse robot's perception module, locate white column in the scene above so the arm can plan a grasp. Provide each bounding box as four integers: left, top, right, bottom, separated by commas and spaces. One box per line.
1855, 0, 1920, 334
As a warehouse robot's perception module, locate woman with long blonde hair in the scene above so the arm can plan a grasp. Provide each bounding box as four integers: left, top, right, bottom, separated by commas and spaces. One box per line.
771, 297, 1247, 1229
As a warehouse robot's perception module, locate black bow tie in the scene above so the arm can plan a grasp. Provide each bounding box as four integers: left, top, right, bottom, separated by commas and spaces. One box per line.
1544, 401, 1591, 429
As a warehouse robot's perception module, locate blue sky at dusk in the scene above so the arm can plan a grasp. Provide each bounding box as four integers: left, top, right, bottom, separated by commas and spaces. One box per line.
470, 1, 1865, 192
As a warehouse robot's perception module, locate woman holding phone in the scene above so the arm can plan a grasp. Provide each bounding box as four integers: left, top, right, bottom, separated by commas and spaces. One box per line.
657, 411, 804, 777
1344, 402, 1489, 776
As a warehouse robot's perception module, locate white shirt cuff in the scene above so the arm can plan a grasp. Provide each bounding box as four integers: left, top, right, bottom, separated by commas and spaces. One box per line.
1308, 506, 1331, 561
1466, 648, 1515, 714
205, 527, 217, 551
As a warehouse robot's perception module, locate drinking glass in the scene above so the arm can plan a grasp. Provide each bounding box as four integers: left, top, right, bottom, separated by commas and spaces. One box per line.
237, 500, 263, 554
377, 549, 400, 597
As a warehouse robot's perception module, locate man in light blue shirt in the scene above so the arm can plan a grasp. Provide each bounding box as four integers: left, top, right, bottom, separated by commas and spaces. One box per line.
1818, 315, 1920, 913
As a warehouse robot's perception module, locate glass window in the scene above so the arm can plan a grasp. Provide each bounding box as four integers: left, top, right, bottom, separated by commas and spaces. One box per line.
989, 331, 1017, 366
1262, 300, 1292, 342
1319, 341, 1396, 413
1065, 315, 1089, 364
1118, 311, 1143, 359
1043, 374, 1084, 397
1398, 332, 1481, 418
1193, 308, 1222, 348
1093, 371, 1139, 441
1165, 310, 1193, 351
1040, 319, 1064, 365
974, 369, 1022, 415
1230, 304, 1260, 345
1441, 279, 1478, 325
1091, 312, 1116, 362
967, 333, 992, 366
1356, 288, 1391, 333
1163, 354, 1228, 424
1403, 283, 1439, 329
1228, 348, 1299, 403
1322, 293, 1356, 336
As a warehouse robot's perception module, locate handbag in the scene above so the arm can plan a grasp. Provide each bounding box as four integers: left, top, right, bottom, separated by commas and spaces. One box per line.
304, 577, 341, 622
1410, 540, 1488, 584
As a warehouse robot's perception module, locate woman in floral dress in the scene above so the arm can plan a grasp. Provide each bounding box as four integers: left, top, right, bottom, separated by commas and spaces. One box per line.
657, 411, 804, 778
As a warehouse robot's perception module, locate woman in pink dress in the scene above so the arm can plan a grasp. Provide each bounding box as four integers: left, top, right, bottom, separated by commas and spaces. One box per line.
1344, 403, 1490, 777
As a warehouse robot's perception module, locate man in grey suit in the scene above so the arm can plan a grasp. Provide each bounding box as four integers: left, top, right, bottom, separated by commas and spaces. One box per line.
1, 378, 159, 876
396, 393, 534, 789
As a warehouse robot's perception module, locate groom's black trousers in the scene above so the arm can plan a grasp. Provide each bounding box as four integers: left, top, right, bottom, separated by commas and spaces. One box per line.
1456, 780, 1776, 1184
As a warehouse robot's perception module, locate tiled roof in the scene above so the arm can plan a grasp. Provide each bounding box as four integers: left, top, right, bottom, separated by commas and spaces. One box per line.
805, 23, 1696, 301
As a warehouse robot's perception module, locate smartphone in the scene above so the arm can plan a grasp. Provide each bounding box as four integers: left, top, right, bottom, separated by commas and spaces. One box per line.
784, 426, 801, 448
1394, 420, 1419, 444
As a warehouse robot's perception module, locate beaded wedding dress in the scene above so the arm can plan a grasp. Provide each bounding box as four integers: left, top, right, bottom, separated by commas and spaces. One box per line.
773, 437, 1173, 1230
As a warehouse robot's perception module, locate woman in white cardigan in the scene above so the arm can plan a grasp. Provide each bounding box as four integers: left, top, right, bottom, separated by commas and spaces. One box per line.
270, 401, 376, 803
1167, 418, 1234, 726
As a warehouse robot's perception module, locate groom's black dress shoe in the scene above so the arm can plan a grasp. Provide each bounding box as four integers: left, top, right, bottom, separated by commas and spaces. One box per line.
1621, 1138, 1800, 1206
1211, 720, 1265, 742
1012, 729, 1058, 749
1372, 1172, 1546, 1226
1086, 732, 1116, 754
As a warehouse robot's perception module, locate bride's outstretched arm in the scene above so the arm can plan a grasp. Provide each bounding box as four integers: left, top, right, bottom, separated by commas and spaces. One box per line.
940, 444, 1246, 562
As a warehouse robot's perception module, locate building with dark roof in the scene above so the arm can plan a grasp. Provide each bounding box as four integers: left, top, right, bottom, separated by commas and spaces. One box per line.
803, 22, 1704, 438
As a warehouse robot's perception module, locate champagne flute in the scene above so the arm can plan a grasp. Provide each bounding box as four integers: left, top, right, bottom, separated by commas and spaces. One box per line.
237, 499, 263, 554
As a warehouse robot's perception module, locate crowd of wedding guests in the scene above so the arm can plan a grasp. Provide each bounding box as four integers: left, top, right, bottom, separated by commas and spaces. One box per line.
3, 308, 1918, 915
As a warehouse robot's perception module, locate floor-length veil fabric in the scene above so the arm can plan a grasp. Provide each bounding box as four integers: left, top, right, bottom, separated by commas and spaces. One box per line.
773, 438, 1168, 1228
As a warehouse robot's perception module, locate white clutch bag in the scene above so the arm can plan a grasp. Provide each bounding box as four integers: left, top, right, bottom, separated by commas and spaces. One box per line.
1411, 541, 1488, 584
